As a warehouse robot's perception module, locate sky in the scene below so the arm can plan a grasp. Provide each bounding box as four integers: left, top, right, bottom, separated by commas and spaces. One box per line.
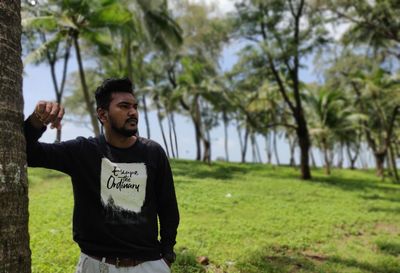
21, 0, 374, 167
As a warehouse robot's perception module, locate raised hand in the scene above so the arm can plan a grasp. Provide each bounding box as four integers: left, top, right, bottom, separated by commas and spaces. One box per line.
30, 101, 65, 130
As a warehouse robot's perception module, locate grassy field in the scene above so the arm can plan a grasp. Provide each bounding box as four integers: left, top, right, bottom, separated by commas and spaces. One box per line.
28, 160, 400, 273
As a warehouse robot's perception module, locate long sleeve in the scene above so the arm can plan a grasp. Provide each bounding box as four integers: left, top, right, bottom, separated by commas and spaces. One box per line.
156, 147, 179, 255
24, 117, 80, 175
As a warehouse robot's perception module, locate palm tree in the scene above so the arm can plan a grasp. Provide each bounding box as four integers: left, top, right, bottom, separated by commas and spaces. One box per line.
0, 1, 31, 272
306, 86, 356, 174
23, 0, 134, 135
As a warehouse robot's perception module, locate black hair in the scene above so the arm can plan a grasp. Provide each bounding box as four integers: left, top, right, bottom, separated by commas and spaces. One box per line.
95, 77, 135, 110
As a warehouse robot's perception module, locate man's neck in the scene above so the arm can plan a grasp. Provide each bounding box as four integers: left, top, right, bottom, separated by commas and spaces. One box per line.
104, 131, 137, 148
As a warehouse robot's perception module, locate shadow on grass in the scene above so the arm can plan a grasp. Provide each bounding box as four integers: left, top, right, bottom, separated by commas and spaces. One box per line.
368, 207, 400, 214
172, 160, 256, 181
236, 245, 400, 273
265, 168, 400, 195
376, 241, 400, 256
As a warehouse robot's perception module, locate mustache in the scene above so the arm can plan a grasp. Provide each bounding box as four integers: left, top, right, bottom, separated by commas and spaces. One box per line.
126, 118, 138, 123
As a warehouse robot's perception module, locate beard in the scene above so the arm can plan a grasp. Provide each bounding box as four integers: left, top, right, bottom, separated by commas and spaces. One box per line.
109, 117, 138, 137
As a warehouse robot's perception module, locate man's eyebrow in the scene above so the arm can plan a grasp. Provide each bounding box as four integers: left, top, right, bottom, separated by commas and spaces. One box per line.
117, 101, 133, 105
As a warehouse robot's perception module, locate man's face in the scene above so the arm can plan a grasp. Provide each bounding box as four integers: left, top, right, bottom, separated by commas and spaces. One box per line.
106, 92, 138, 137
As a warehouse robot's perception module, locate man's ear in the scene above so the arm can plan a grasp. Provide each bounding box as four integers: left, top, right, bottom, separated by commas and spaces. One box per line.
97, 108, 107, 124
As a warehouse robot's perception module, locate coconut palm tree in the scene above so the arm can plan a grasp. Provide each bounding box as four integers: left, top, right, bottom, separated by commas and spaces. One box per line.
306, 85, 357, 174
0, 1, 31, 272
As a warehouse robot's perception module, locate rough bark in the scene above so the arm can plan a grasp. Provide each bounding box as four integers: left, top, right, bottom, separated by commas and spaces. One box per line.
0, 1, 31, 272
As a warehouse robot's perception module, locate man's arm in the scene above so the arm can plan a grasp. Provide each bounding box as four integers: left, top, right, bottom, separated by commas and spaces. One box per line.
25, 101, 77, 174
156, 147, 179, 265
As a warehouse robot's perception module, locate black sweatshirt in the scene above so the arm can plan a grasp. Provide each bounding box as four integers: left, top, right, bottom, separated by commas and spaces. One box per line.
24, 119, 179, 260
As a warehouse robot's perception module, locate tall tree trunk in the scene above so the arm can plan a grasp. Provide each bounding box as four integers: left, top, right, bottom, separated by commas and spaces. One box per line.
265, 133, 272, 164
223, 111, 229, 161
296, 115, 312, 179
251, 134, 256, 163
388, 143, 399, 183
54, 40, 71, 142
202, 130, 211, 164
237, 124, 244, 160
193, 118, 202, 161
193, 95, 203, 161
323, 140, 331, 175
171, 112, 179, 158
73, 34, 100, 136
273, 130, 280, 165
337, 142, 344, 169
346, 142, 359, 170
0, 1, 31, 272
155, 100, 170, 157
287, 134, 296, 167
241, 127, 249, 163
375, 152, 386, 179
255, 135, 262, 163
310, 149, 317, 168
264, 133, 272, 164
141, 95, 151, 139
43, 34, 71, 142
167, 112, 175, 158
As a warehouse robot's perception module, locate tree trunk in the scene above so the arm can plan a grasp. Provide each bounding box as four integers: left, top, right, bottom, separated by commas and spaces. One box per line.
323, 140, 331, 175
0, 1, 31, 272
288, 134, 296, 167
202, 130, 211, 164
166, 112, 175, 158
223, 111, 229, 161
251, 134, 257, 163
237, 124, 244, 161
388, 144, 399, 183
296, 115, 312, 179
273, 130, 280, 165
73, 34, 100, 136
155, 100, 170, 158
255, 135, 262, 163
336, 142, 344, 169
171, 112, 179, 158
241, 127, 249, 163
310, 149, 317, 168
375, 152, 386, 178
345, 142, 359, 170
265, 133, 272, 164
141, 95, 151, 139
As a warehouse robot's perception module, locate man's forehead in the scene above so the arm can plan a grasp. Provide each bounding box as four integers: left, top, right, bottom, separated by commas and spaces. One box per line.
110, 92, 137, 103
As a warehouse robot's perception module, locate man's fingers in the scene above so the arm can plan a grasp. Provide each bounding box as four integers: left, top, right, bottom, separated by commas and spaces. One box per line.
44, 103, 57, 124
34, 101, 64, 129
57, 105, 65, 120
51, 106, 64, 129
36, 101, 46, 114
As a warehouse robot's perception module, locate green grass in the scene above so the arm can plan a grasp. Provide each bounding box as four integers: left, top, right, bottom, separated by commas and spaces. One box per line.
28, 160, 400, 273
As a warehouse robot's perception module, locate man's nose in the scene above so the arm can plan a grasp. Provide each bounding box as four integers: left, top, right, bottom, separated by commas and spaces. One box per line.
128, 107, 137, 116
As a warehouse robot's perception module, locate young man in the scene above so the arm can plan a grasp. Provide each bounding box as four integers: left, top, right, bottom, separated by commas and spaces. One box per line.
24, 78, 179, 273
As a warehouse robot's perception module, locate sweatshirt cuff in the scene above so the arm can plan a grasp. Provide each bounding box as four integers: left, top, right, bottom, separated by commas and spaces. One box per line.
24, 118, 46, 140
161, 245, 175, 256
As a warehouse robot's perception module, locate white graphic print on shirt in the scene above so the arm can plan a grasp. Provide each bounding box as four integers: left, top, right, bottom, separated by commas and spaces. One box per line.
100, 158, 147, 213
